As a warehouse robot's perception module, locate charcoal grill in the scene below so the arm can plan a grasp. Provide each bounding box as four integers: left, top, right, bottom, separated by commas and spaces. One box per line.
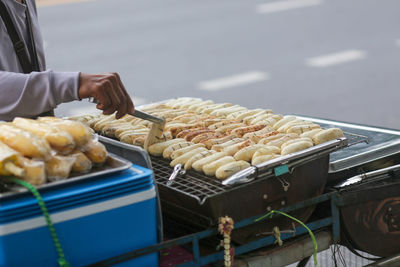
151, 136, 359, 244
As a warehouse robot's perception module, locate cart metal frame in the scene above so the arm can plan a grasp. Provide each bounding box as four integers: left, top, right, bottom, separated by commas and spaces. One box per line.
88, 191, 345, 267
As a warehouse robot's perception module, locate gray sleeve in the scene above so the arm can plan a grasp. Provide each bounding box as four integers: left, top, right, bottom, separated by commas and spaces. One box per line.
0, 70, 80, 121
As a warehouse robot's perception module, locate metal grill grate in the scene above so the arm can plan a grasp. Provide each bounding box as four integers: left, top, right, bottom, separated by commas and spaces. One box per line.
343, 131, 369, 146
151, 156, 229, 203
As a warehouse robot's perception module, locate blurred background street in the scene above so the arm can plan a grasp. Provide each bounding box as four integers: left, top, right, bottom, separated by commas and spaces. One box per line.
37, 0, 400, 128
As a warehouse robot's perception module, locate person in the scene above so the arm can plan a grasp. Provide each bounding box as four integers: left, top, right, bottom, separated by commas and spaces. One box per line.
0, 0, 134, 121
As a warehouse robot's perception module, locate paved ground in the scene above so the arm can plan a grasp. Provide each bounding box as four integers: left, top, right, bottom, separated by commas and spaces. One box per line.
38, 0, 400, 128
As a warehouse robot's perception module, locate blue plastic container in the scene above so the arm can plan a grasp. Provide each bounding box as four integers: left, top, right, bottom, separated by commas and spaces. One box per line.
0, 164, 159, 267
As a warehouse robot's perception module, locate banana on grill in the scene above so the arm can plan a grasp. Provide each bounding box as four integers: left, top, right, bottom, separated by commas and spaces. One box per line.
170, 143, 205, 160
191, 152, 227, 172
278, 119, 311, 133
230, 124, 267, 138
252, 154, 276, 165
45, 155, 75, 181
234, 144, 273, 162
13, 118, 75, 154
148, 138, 186, 156
235, 109, 264, 122
211, 138, 246, 152
120, 132, 148, 144
184, 150, 216, 170
215, 160, 250, 180
281, 140, 313, 156
0, 123, 51, 159
215, 123, 245, 134
202, 156, 235, 176
300, 128, 323, 139
281, 138, 313, 150
259, 133, 299, 147
272, 116, 297, 130
69, 150, 92, 173
243, 128, 278, 143
252, 146, 281, 159
312, 128, 344, 145
16, 156, 46, 185
286, 124, 320, 134
82, 139, 108, 164
170, 147, 208, 167
223, 140, 253, 156
0, 141, 25, 177
202, 134, 238, 149
163, 141, 194, 159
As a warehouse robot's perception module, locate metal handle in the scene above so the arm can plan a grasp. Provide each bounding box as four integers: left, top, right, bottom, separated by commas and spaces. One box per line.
88, 97, 164, 124
133, 109, 164, 124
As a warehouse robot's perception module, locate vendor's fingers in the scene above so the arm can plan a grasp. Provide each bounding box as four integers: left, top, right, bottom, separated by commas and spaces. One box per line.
117, 75, 135, 114
108, 73, 129, 119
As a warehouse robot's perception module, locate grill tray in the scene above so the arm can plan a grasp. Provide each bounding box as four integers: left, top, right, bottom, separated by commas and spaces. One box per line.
0, 153, 132, 199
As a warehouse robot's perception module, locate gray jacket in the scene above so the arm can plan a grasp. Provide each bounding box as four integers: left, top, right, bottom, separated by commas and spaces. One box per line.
0, 0, 79, 121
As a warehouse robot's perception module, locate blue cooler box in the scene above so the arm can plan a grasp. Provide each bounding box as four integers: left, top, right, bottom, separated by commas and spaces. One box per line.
0, 163, 159, 267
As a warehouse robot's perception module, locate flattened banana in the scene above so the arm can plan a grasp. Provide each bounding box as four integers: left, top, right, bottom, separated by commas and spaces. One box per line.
281, 141, 313, 156
215, 160, 250, 180
312, 128, 344, 145
252, 146, 281, 159
192, 152, 227, 172
234, 144, 275, 162
163, 141, 194, 159
184, 150, 216, 170
300, 128, 323, 139
148, 138, 185, 156
272, 116, 297, 130
203, 156, 235, 176
170, 143, 206, 160
281, 137, 313, 150
170, 147, 208, 167
251, 155, 276, 165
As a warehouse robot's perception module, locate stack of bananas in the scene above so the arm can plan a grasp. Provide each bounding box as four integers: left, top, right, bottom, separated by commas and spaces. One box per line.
72, 98, 344, 180
0, 117, 108, 186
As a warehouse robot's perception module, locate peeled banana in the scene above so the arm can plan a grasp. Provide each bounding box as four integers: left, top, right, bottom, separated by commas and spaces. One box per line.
0, 141, 25, 177
13, 117, 75, 154
38, 117, 93, 147
70, 150, 92, 173
16, 156, 46, 185
0, 123, 51, 159
45, 155, 75, 181
82, 139, 108, 164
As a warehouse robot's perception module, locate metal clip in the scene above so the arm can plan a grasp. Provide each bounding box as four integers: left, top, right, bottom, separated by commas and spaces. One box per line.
277, 177, 290, 191
167, 164, 186, 186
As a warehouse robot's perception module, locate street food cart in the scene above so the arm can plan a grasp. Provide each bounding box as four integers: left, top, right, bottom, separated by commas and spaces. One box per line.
0, 98, 399, 266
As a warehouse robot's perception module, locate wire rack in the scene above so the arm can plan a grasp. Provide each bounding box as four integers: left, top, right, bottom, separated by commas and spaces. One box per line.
151, 132, 368, 204
151, 156, 228, 204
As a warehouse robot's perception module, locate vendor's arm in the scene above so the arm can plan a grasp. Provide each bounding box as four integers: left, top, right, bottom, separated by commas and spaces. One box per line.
0, 70, 79, 121
0, 71, 135, 121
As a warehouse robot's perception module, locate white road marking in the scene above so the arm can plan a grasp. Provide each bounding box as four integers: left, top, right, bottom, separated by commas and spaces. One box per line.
198, 71, 269, 91
37, 0, 95, 7
256, 0, 322, 14
396, 39, 400, 47
306, 50, 366, 67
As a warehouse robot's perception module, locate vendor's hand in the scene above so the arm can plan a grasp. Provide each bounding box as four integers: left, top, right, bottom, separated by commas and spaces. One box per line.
78, 73, 135, 119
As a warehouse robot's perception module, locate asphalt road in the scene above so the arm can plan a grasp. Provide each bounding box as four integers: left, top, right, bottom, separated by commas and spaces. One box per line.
38, 0, 400, 129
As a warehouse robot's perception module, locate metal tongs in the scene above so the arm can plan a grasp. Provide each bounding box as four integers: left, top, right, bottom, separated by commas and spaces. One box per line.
167, 164, 186, 186
88, 97, 164, 124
